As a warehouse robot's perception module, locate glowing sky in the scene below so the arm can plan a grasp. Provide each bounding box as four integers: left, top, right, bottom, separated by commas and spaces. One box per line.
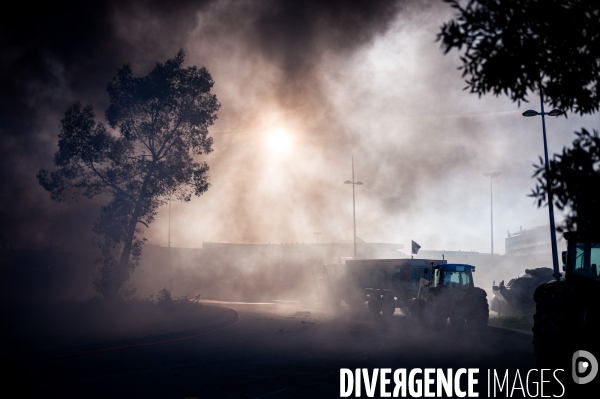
2, 0, 598, 254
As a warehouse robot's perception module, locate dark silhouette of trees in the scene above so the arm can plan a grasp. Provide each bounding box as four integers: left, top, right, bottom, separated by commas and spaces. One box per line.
531, 129, 600, 234
38, 51, 220, 299
438, 0, 600, 233
438, 0, 600, 115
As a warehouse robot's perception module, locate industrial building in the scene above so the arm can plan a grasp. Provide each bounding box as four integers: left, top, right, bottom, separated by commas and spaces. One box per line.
505, 225, 565, 257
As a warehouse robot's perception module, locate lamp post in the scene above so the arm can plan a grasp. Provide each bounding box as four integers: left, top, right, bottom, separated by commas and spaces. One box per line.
483, 172, 500, 257
522, 92, 564, 279
344, 156, 363, 260
168, 200, 172, 248
314, 232, 322, 243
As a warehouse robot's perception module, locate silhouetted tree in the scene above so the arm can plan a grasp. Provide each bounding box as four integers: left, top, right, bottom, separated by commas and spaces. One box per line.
438, 0, 600, 115
38, 51, 220, 299
439, 0, 600, 233
531, 129, 600, 234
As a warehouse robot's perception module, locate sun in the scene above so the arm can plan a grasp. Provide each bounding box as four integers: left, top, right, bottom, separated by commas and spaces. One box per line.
267, 128, 293, 152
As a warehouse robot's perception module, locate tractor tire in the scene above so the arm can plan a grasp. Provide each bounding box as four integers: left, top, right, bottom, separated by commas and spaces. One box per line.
426, 297, 447, 329
368, 294, 382, 314
381, 294, 397, 317
531, 281, 577, 368
410, 299, 426, 325
532, 303, 569, 367
466, 296, 489, 330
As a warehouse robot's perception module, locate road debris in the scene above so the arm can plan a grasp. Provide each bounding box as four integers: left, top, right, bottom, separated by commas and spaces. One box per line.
294, 311, 311, 317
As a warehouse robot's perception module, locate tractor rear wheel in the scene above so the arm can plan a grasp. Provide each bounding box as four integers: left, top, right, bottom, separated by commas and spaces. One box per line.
368, 294, 382, 314
381, 294, 396, 317
466, 296, 489, 329
410, 299, 426, 325
426, 297, 447, 329
532, 303, 569, 367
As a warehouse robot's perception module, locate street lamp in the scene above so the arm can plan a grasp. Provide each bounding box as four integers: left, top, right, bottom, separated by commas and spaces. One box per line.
522, 92, 564, 279
483, 171, 500, 258
314, 232, 322, 243
344, 156, 363, 260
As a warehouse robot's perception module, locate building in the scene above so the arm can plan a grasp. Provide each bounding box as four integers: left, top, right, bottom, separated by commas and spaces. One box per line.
505, 225, 563, 257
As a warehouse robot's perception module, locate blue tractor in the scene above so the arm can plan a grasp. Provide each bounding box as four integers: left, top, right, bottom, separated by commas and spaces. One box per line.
411, 264, 489, 329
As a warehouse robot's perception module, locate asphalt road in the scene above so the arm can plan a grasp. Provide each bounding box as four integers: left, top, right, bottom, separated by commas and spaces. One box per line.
14, 301, 537, 398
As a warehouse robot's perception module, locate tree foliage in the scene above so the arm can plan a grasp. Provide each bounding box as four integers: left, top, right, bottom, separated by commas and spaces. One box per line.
438, 0, 600, 115
38, 51, 220, 298
439, 1, 600, 234
531, 129, 600, 234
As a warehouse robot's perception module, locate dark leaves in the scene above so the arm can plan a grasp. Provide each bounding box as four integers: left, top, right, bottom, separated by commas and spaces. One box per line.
38, 51, 219, 297
438, 0, 600, 115
530, 129, 600, 233
105, 49, 220, 157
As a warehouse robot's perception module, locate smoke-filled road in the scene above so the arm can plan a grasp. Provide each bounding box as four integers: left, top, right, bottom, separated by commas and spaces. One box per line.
19, 302, 534, 398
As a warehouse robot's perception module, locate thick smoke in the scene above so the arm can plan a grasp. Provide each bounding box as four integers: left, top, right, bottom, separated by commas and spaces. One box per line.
1, 0, 596, 263
0, 0, 213, 250
0, 0, 405, 250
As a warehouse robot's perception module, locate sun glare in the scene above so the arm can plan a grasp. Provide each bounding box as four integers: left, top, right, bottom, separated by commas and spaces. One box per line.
267, 128, 292, 152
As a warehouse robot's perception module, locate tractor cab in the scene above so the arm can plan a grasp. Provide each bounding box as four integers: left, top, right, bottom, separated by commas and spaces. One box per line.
432, 264, 475, 289
417, 264, 476, 300
413, 263, 487, 329
563, 233, 600, 280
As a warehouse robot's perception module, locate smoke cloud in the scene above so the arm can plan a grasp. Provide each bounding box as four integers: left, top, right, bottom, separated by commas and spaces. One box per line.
1, 0, 597, 258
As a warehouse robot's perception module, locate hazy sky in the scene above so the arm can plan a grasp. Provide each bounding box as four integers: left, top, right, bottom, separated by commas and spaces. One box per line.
1, 0, 598, 254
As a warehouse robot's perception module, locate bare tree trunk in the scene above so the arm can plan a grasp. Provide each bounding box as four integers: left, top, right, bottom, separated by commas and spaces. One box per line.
106, 179, 149, 299
110, 215, 140, 298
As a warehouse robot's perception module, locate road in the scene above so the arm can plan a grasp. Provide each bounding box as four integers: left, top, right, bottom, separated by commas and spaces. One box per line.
14, 301, 536, 398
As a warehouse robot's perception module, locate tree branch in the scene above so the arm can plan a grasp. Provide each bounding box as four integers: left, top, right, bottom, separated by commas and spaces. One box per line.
87, 159, 135, 201
155, 115, 184, 159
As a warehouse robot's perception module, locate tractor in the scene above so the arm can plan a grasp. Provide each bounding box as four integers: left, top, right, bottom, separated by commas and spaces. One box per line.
532, 232, 600, 367
316, 258, 447, 316
411, 264, 489, 329
490, 267, 554, 316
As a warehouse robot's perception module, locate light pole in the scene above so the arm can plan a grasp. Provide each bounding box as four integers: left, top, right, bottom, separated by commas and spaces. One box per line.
522, 92, 564, 279
314, 232, 322, 243
483, 171, 500, 257
344, 156, 363, 260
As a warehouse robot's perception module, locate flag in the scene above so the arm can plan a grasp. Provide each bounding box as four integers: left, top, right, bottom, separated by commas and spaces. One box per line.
411, 240, 421, 255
